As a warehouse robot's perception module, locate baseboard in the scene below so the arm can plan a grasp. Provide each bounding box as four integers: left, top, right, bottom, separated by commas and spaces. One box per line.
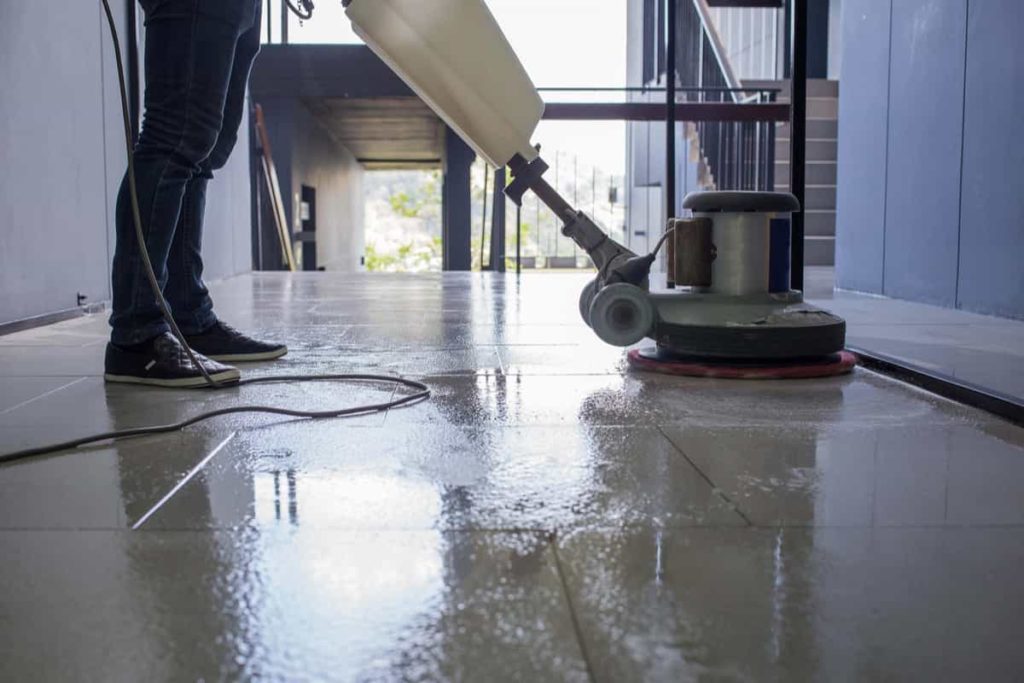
0, 304, 105, 337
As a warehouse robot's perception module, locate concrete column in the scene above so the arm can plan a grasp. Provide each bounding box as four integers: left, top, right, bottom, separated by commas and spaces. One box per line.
489, 168, 507, 273
442, 126, 475, 271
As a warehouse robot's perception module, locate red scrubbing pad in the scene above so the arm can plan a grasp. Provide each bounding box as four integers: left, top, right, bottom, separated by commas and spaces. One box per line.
627, 348, 857, 380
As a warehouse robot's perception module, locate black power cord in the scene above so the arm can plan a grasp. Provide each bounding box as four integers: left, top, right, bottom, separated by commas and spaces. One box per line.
0, 0, 430, 466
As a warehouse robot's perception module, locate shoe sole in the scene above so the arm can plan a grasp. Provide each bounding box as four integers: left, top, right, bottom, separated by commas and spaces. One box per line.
206, 347, 288, 363
104, 368, 242, 388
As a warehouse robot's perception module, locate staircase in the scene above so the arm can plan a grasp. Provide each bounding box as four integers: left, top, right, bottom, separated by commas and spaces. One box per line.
747, 78, 839, 266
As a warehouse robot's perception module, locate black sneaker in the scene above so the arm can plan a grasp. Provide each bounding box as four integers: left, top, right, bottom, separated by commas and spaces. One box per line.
183, 321, 288, 362
105, 331, 241, 388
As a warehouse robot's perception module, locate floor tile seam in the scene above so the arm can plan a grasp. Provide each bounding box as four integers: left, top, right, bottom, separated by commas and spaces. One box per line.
420, 369, 624, 375
12, 414, 966, 433
742, 521, 1024, 530
391, 417, 976, 428
359, 419, 992, 430
856, 367, 1024, 414
16, 521, 755, 534
237, 422, 388, 437
651, 416, 997, 429
0, 527, 529, 534
126, 526, 560, 535
109, 522, 755, 533
289, 346, 587, 354
368, 373, 621, 380
494, 372, 627, 378
0, 377, 89, 417
380, 383, 404, 426
656, 426, 754, 527
130, 431, 238, 530
549, 535, 598, 683
7, 522, 1024, 535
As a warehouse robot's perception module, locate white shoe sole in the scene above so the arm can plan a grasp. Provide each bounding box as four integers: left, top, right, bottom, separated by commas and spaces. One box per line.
104, 368, 242, 388
206, 347, 288, 363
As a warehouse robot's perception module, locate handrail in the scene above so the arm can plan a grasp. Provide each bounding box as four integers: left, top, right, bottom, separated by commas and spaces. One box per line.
691, 0, 742, 100
542, 102, 788, 122
537, 86, 782, 94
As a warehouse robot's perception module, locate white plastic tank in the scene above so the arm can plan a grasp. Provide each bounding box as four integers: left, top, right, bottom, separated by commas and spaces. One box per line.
344, 0, 544, 168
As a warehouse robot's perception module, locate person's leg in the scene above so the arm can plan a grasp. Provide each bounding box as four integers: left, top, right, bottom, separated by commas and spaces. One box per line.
163, 175, 213, 335
165, 0, 263, 334
109, 0, 258, 346
162, 2, 285, 363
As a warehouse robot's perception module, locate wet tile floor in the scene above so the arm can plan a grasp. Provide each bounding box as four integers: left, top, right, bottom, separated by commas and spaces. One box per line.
806, 267, 1024, 403
2, 272, 1023, 681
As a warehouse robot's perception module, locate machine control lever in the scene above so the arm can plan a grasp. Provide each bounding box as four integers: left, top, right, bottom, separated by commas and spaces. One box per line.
508, 153, 644, 288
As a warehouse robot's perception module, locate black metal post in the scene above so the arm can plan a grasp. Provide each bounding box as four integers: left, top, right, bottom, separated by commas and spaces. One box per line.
280, 0, 289, 44
442, 127, 475, 271
490, 168, 507, 273
266, 0, 273, 43
782, 0, 791, 79
665, 0, 677, 224
516, 204, 522, 276
251, 105, 264, 270
479, 168, 489, 269
789, 0, 807, 291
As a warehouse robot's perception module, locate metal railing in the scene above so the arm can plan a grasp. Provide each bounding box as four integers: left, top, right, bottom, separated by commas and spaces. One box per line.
676, 0, 778, 191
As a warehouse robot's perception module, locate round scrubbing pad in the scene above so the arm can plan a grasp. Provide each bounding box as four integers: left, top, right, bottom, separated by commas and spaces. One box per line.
627, 348, 858, 380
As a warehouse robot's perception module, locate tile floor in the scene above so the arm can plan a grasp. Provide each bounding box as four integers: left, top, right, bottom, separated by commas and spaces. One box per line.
2, 272, 1024, 681
806, 267, 1024, 403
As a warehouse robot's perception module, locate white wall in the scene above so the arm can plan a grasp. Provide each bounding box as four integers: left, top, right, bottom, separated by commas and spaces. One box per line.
828, 0, 843, 80
707, 5, 785, 82
289, 104, 365, 272
0, 1, 252, 326
257, 97, 366, 273
204, 117, 256, 281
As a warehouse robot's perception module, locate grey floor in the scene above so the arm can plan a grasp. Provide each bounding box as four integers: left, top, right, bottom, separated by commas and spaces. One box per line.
2, 271, 1024, 681
806, 267, 1024, 402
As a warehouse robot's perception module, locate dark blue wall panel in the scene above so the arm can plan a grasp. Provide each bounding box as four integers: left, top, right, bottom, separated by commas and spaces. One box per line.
882, 0, 967, 306
956, 0, 1024, 318
835, 0, 891, 293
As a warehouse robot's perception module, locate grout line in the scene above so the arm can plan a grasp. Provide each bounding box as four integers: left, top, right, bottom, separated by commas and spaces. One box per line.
881, 0, 895, 295
379, 384, 400, 426
954, 0, 970, 309
97, 2, 113, 302
0, 377, 89, 417
550, 535, 598, 683
656, 426, 753, 527
131, 431, 237, 530
8, 522, 1024, 534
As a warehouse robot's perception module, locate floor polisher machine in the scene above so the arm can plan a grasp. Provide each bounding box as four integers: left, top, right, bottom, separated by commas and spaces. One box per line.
345, 0, 854, 378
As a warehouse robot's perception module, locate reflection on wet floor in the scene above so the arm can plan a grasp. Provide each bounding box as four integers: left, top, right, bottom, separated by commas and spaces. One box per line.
1, 272, 1023, 680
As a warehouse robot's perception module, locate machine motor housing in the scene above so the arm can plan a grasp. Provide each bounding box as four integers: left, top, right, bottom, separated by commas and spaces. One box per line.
584, 191, 846, 360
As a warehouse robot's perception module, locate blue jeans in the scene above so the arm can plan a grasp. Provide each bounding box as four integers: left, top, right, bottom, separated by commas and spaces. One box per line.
110, 0, 262, 345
